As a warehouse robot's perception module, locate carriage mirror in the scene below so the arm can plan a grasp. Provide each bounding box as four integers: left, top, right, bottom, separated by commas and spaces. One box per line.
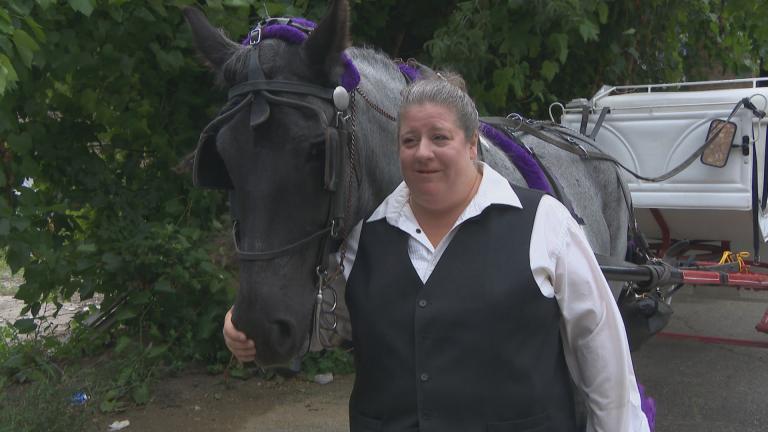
701, 119, 737, 168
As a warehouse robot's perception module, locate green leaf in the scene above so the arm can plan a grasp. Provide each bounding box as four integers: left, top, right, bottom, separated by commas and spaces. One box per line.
13, 318, 37, 334
36, 0, 58, 10
23, 18, 46, 42
0, 53, 18, 95
99, 399, 117, 413
547, 33, 569, 64
11, 218, 30, 231
6, 242, 30, 274
578, 20, 599, 42
114, 307, 137, 321
623, 28, 636, 36
132, 382, 150, 404
8, 133, 32, 155
540, 60, 559, 82
130, 290, 152, 305
68, 0, 94, 16
114, 335, 133, 353
0, 218, 9, 236
12, 29, 39, 68
597, 3, 609, 24
3, 353, 25, 370
77, 243, 97, 252
146, 344, 168, 358
101, 252, 122, 271
153, 278, 175, 293
0, 9, 12, 34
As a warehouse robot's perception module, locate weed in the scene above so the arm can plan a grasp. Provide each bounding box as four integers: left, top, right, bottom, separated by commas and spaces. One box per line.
301, 347, 355, 378
0, 379, 91, 432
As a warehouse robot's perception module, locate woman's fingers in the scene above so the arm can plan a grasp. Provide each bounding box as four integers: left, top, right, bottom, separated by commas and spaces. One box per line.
223, 307, 256, 362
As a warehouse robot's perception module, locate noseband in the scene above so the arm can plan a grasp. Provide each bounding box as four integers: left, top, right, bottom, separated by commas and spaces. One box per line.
193, 19, 358, 350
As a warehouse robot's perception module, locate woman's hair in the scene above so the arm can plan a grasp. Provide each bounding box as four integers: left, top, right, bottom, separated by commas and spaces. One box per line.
398, 71, 479, 140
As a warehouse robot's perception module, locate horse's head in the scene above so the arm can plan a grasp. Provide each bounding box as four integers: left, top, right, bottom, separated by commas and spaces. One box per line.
184, 1, 351, 365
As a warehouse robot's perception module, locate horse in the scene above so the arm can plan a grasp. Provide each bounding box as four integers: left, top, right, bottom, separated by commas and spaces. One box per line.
183, 0, 629, 367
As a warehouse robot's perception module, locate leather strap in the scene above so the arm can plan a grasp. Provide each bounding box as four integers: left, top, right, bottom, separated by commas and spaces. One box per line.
230, 79, 335, 101
589, 107, 610, 140
481, 111, 744, 183
247, 51, 270, 128
233, 221, 332, 261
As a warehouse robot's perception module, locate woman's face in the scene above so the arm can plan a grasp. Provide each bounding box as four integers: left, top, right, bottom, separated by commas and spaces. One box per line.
398, 103, 478, 210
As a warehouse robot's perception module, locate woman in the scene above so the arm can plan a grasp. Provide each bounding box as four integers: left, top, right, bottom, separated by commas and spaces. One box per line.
225, 77, 650, 432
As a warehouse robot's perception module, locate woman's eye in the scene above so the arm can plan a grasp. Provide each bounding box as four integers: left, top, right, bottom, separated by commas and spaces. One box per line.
400, 137, 416, 147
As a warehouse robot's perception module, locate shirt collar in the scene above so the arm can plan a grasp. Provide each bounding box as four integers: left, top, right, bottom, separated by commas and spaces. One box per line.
367, 162, 523, 227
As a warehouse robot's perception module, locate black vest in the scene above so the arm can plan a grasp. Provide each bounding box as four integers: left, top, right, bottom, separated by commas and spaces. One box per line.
345, 186, 578, 432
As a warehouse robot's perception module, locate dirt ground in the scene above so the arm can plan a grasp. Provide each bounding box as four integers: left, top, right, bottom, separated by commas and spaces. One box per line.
1, 293, 352, 432
92, 372, 352, 432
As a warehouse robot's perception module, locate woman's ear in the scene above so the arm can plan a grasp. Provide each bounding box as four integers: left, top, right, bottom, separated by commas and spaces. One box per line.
469, 131, 479, 160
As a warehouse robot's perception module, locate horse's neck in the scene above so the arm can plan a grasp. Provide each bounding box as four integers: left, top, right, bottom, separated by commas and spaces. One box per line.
346, 47, 406, 223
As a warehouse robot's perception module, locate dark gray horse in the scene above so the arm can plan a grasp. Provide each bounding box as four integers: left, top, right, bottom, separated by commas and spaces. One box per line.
184, 0, 628, 366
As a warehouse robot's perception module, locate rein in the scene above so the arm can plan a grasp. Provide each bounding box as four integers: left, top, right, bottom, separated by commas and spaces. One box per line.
481, 97, 750, 183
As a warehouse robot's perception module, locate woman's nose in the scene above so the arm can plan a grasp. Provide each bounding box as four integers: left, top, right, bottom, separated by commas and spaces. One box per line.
414, 139, 434, 159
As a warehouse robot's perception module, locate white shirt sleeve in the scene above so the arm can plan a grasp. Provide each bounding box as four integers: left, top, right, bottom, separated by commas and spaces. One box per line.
339, 220, 362, 281
530, 195, 650, 432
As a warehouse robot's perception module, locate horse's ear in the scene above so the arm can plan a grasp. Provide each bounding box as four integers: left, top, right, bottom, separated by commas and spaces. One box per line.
183, 7, 240, 70
303, 0, 350, 83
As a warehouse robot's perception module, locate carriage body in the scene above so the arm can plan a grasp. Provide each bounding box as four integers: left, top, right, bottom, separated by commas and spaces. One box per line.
561, 79, 768, 342
562, 78, 768, 255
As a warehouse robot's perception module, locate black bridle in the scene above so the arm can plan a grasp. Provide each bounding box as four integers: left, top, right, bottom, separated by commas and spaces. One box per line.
193, 28, 356, 348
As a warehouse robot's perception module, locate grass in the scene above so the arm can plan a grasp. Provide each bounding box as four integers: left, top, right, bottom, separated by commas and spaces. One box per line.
0, 324, 154, 432
0, 324, 93, 432
0, 378, 92, 432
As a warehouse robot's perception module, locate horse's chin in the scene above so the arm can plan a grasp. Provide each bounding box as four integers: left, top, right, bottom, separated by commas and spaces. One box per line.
251, 336, 309, 368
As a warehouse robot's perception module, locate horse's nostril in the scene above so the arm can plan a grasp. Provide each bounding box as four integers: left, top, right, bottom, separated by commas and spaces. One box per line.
273, 320, 294, 340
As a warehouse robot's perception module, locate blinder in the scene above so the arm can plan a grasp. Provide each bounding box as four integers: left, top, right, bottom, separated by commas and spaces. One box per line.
193, 49, 347, 192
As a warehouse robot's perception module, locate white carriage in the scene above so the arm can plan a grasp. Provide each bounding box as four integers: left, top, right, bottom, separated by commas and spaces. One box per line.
560, 78, 768, 342
562, 78, 768, 256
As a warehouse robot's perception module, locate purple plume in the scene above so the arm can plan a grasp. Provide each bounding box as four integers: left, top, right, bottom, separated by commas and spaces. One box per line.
639, 383, 656, 431
398, 63, 421, 82
479, 122, 553, 194
240, 18, 360, 92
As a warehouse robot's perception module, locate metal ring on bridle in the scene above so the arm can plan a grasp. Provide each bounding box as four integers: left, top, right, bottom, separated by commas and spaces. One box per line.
505, 112, 524, 131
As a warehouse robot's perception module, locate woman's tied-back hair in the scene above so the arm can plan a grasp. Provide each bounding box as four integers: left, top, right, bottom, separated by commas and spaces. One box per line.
398, 71, 479, 141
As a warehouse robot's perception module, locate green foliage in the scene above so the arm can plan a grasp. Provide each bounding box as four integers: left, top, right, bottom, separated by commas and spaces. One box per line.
0, 324, 62, 389
301, 347, 354, 378
0, 378, 89, 432
426, 0, 768, 116
0, 0, 241, 368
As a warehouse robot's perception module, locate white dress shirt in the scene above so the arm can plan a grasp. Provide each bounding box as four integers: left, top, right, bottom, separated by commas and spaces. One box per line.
340, 162, 650, 432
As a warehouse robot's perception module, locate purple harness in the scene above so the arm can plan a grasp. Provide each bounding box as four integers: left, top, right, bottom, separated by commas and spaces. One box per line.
242, 18, 360, 92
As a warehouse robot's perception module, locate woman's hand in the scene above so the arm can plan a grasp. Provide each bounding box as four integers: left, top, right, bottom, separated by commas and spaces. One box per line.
223, 307, 256, 362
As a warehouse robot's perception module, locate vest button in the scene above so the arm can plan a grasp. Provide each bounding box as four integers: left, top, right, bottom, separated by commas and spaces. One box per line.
419, 373, 430, 382
417, 299, 428, 308
416, 228, 422, 234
